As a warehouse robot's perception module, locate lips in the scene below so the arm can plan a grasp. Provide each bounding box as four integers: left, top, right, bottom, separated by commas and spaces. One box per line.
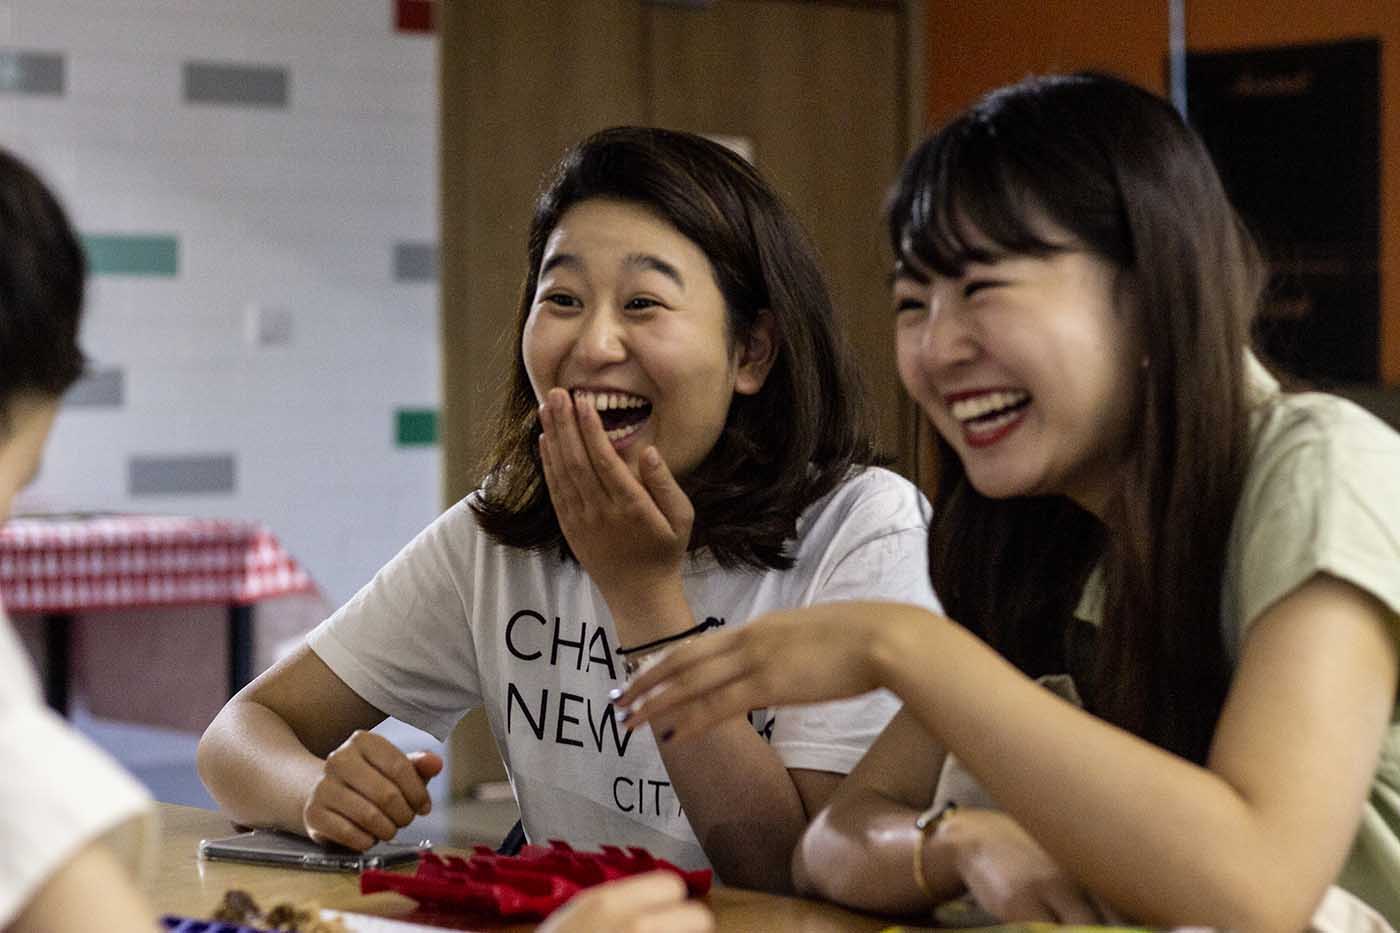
945, 388, 1032, 449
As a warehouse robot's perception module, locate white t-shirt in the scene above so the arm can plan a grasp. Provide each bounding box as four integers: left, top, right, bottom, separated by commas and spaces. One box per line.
309, 466, 939, 868
0, 607, 155, 926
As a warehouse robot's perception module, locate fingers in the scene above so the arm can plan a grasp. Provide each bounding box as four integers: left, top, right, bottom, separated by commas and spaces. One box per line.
584, 871, 687, 911
305, 804, 379, 852
304, 732, 434, 848
629, 676, 761, 744
640, 447, 694, 536
616, 635, 764, 742
538, 872, 714, 933
998, 886, 1097, 924
625, 901, 714, 933
408, 750, 445, 814
574, 395, 648, 501
409, 749, 445, 780
542, 389, 667, 505
539, 396, 587, 522
541, 389, 615, 505
615, 630, 740, 707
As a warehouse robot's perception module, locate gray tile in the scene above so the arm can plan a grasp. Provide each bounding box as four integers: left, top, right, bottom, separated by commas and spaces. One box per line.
0, 49, 64, 95
183, 61, 288, 108
64, 369, 124, 408
394, 241, 437, 282
129, 454, 237, 496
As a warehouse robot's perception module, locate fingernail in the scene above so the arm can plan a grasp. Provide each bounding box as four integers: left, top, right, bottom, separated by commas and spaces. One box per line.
607, 687, 623, 701
660, 728, 675, 743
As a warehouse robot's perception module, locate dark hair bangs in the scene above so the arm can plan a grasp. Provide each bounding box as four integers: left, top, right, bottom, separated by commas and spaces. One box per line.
889, 117, 1064, 280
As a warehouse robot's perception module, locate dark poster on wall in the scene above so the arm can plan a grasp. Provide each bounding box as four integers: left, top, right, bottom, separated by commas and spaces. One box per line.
1186, 39, 1380, 385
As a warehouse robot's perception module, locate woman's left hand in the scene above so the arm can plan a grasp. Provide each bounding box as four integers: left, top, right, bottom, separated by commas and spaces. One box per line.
939, 808, 1109, 924
616, 601, 932, 740
538, 387, 694, 604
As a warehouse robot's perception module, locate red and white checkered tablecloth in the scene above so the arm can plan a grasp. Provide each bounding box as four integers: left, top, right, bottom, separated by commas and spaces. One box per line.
0, 514, 317, 613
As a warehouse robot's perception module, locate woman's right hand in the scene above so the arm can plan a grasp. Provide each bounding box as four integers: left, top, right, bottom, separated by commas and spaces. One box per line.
302, 730, 443, 851
938, 808, 1106, 923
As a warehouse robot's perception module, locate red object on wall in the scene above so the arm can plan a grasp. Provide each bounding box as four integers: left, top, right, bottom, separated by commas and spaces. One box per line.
396, 0, 434, 34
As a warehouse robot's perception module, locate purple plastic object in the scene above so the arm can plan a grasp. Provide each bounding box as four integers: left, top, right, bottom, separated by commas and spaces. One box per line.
161, 916, 274, 933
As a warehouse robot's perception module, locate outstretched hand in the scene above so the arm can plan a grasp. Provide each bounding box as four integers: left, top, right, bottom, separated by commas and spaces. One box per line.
615, 601, 933, 742
538, 388, 693, 604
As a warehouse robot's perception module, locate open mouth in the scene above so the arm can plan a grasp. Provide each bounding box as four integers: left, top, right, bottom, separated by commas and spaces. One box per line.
572, 389, 653, 443
948, 389, 1031, 444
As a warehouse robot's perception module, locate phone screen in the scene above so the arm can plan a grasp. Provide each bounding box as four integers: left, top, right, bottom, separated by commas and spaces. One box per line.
197, 829, 430, 872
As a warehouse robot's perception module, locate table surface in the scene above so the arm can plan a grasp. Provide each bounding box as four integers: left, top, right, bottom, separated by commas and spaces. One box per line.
149, 803, 899, 932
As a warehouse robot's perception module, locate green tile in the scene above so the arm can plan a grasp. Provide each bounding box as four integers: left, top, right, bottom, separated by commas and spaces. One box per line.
83, 234, 178, 277
396, 408, 438, 446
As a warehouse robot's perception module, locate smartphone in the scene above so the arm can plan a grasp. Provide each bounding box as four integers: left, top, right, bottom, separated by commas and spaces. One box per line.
197, 828, 431, 872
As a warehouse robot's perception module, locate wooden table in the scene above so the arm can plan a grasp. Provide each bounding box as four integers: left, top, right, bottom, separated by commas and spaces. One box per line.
149, 804, 897, 932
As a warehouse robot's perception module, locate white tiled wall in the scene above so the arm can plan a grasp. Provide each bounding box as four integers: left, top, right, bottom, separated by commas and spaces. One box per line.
0, 0, 440, 606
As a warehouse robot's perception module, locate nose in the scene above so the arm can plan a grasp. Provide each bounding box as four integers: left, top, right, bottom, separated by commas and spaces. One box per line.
917, 287, 979, 372
572, 306, 627, 367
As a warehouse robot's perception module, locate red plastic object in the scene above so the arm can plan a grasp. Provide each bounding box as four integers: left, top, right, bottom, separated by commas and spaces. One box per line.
360, 840, 712, 920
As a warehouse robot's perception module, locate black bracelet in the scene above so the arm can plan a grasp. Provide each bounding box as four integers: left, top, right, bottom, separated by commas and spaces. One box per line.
617, 616, 722, 657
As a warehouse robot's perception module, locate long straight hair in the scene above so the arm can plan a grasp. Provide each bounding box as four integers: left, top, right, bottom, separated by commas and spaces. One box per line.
473, 127, 877, 571
888, 74, 1265, 763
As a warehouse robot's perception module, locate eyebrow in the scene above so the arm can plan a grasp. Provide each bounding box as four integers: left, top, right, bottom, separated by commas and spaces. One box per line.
622, 252, 685, 288
540, 253, 582, 277
538, 251, 686, 289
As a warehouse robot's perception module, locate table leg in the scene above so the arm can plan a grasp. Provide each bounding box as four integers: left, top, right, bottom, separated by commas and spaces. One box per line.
43, 613, 73, 715
228, 603, 253, 697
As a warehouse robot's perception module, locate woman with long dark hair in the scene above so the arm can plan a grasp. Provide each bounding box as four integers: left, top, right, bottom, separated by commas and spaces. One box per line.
618, 74, 1400, 928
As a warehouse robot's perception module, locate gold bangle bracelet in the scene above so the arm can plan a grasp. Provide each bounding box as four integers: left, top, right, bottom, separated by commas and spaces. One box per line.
912, 801, 958, 902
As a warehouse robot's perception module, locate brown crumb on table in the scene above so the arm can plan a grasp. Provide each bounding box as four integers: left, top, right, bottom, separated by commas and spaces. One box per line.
211, 889, 260, 925
210, 890, 349, 932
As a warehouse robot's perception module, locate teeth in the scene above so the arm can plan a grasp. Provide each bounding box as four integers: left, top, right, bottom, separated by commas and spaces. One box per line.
965, 407, 1023, 435
571, 389, 648, 411
950, 390, 1029, 422
605, 422, 644, 442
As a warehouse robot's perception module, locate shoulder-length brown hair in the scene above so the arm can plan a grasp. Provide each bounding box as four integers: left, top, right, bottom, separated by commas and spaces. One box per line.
472, 126, 878, 571
888, 74, 1266, 763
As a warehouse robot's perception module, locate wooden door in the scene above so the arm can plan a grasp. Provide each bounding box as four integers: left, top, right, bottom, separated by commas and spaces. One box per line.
439, 0, 918, 797
644, 0, 917, 470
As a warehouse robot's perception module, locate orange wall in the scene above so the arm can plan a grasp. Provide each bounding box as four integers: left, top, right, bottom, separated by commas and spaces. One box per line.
925, 0, 1168, 127
925, 1, 1399, 383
